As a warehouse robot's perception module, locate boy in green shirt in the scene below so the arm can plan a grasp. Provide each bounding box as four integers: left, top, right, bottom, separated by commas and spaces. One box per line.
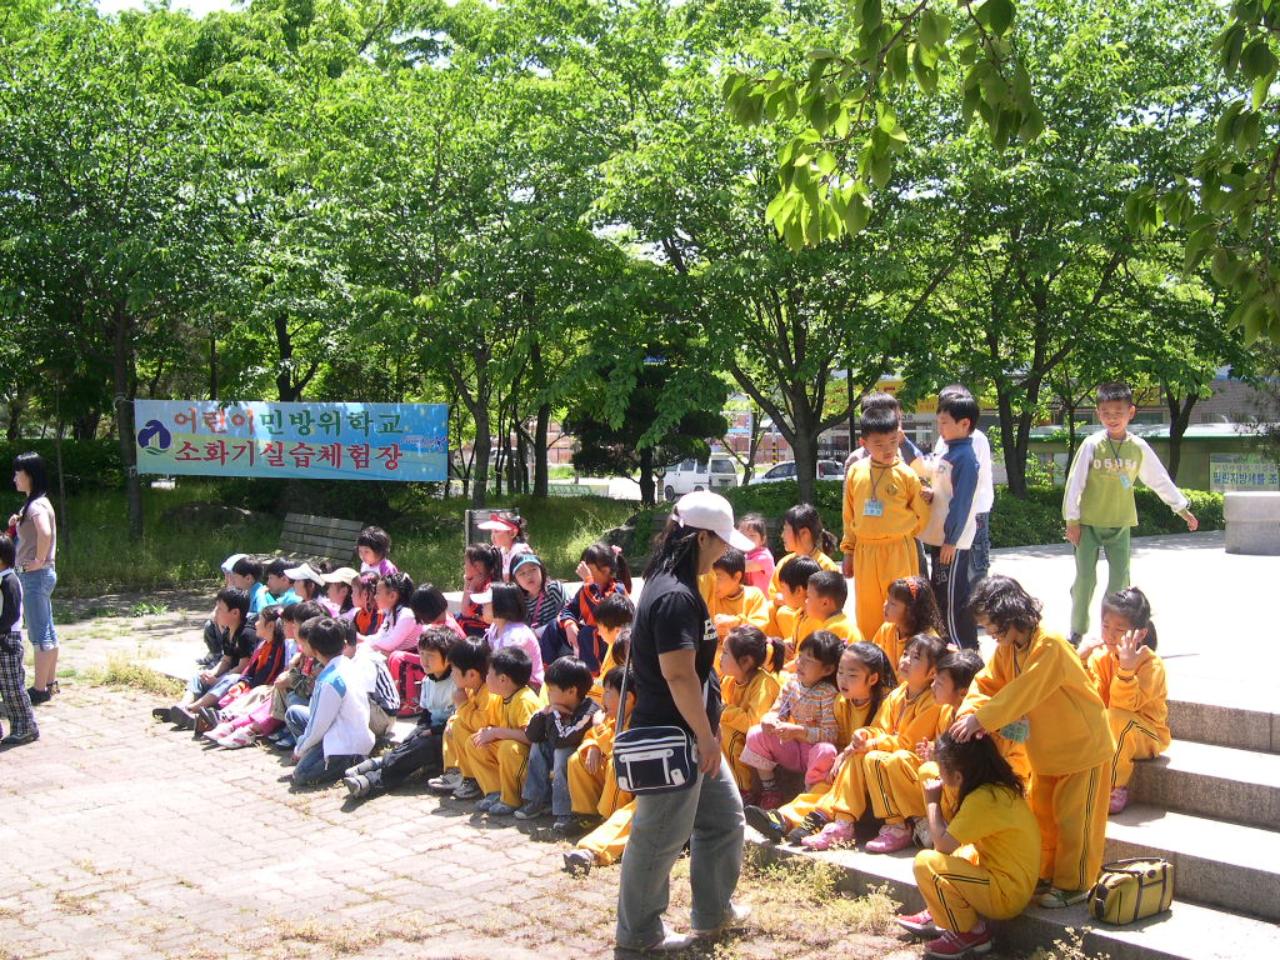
1062, 382, 1197, 643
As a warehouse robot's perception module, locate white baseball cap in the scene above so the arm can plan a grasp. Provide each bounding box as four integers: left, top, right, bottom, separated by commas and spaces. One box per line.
672, 491, 754, 552
284, 562, 324, 584
221, 553, 247, 574
470, 588, 494, 605
320, 566, 359, 585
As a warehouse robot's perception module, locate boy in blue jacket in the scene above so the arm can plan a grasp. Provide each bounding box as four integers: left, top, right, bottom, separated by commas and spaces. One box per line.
921, 393, 982, 649
292, 617, 374, 786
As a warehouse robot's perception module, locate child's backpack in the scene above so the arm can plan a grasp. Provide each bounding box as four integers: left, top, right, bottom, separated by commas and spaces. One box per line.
388, 652, 426, 718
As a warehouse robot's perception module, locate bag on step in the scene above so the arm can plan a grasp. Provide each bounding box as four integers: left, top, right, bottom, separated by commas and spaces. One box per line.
1087, 857, 1174, 925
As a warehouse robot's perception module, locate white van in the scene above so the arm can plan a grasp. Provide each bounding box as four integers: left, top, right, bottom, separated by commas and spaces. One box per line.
661, 456, 740, 500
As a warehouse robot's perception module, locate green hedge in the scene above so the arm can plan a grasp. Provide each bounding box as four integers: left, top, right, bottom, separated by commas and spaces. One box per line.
0, 439, 124, 494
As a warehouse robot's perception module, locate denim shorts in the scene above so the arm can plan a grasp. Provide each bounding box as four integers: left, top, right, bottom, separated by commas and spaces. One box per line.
18, 566, 58, 651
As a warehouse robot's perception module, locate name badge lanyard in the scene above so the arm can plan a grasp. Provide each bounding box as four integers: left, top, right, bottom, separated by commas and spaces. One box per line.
865, 464, 889, 516
1106, 437, 1131, 489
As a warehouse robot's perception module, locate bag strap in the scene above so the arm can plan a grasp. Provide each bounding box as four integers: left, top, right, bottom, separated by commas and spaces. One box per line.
615, 598, 710, 735
1102, 857, 1170, 875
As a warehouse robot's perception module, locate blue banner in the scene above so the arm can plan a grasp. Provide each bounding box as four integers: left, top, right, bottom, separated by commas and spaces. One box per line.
134, 400, 448, 482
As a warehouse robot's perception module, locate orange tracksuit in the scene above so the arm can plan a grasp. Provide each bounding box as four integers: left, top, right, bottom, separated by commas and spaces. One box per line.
721, 669, 783, 790
568, 716, 636, 866
1087, 647, 1171, 789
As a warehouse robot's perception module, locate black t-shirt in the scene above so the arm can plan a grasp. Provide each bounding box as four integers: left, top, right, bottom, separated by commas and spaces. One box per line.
224, 624, 259, 664
627, 570, 721, 733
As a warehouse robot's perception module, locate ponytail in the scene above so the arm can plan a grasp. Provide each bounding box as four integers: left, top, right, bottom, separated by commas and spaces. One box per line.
1101, 586, 1157, 651
766, 637, 787, 674
582, 542, 633, 595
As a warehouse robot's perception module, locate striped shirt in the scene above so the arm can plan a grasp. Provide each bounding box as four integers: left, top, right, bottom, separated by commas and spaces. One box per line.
774, 675, 840, 744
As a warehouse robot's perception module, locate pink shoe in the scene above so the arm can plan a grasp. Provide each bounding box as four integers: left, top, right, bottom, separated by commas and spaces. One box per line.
800, 819, 855, 851
205, 722, 236, 743
896, 908, 941, 937
218, 727, 257, 749
1109, 786, 1129, 815
866, 822, 914, 854
925, 921, 993, 958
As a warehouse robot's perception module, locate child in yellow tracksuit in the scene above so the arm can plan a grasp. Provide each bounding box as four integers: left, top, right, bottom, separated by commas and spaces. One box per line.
803, 571, 862, 644
842, 407, 931, 641
955, 575, 1115, 909
432, 637, 499, 801
588, 594, 633, 701
706, 549, 772, 668
719, 626, 785, 797
746, 641, 897, 845
462, 647, 542, 816
769, 503, 841, 603
799, 634, 947, 851
1077, 587, 1170, 815
896, 732, 1040, 959
764, 556, 823, 665
563, 665, 635, 873
870, 575, 942, 668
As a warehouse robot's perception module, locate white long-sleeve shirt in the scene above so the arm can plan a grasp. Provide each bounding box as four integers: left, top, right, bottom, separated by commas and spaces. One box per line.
933, 428, 994, 514
1062, 430, 1188, 527
296, 655, 375, 759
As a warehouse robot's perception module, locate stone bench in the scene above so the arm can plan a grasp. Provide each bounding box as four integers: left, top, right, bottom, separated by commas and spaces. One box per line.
1224, 491, 1280, 556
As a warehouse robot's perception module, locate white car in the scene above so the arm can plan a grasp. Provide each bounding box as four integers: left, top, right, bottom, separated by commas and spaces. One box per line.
750, 459, 845, 484
661, 456, 740, 500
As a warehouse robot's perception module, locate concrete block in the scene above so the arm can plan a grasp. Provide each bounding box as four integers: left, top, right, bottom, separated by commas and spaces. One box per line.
1129, 740, 1280, 829
1224, 491, 1280, 555
1166, 699, 1275, 754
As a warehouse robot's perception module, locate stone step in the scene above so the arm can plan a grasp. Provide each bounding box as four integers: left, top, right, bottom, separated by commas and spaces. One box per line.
1165, 697, 1279, 754
1130, 739, 1280, 830
1108, 804, 1280, 922
748, 838, 1280, 960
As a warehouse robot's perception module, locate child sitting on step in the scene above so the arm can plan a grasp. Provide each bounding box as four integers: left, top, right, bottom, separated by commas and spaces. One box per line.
719, 625, 785, 801
870, 575, 942, 669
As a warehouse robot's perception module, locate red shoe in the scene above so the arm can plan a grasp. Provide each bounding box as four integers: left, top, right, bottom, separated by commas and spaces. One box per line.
925, 922, 993, 958
1109, 786, 1129, 815
756, 789, 784, 810
739, 787, 760, 807
896, 908, 941, 937
866, 821, 914, 854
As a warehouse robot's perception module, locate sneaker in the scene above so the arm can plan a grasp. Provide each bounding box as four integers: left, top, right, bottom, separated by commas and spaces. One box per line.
206, 721, 236, 742
692, 901, 751, 939
150, 707, 171, 721
347, 757, 382, 777
218, 727, 257, 750
552, 815, 595, 838
896, 908, 941, 937
193, 707, 222, 738
618, 928, 695, 954
344, 774, 374, 799
785, 812, 828, 845
924, 922, 993, 958
27, 687, 51, 705
744, 805, 787, 844
756, 788, 784, 810
272, 733, 296, 751
452, 778, 482, 801
1069, 632, 1083, 649
866, 821, 914, 854
913, 817, 933, 849
1, 729, 38, 746
562, 849, 593, 876
514, 800, 548, 821
1108, 786, 1129, 815
1039, 887, 1089, 909
169, 706, 195, 730
474, 791, 501, 812
1034, 878, 1052, 896
488, 800, 518, 817
429, 770, 463, 794
801, 818, 855, 851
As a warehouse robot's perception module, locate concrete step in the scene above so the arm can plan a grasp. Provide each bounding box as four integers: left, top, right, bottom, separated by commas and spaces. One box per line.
1107, 804, 1280, 922
1166, 697, 1279, 754
747, 838, 1280, 960
1130, 739, 1280, 830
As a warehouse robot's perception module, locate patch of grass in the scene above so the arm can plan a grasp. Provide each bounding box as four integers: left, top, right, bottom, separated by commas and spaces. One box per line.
274, 919, 375, 956
1024, 927, 1111, 960
129, 600, 171, 617
85, 654, 184, 697
741, 848, 901, 937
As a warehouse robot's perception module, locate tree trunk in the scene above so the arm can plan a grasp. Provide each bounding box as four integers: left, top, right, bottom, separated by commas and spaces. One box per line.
533, 402, 551, 498
638, 446, 656, 506
791, 409, 819, 506
53, 398, 69, 549
5, 395, 23, 442
470, 403, 491, 509
1064, 397, 1078, 482
995, 386, 1026, 498
1164, 386, 1198, 483
274, 314, 298, 402
209, 334, 219, 400
112, 303, 143, 540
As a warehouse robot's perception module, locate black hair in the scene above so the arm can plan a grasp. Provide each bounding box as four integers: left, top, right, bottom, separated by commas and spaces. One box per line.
544, 656, 593, 700
644, 515, 705, 586
256, 604, 286, 646
713, 547, 747, 580
215, 586, 250, 622
0, 534, 13, 569
725, 624, 786, 675
968, 575, 1042, 637
492, 512, 528, 543
356, 525, 391, 559
326, 577, 354, 613
264, 558, 291, 580
489, 582, 528, 623
778, 555, 821, 592
379, 572, 415, 626
1096, 381, 1134, 406
602, 665, 630, 693
448, 636, 491, 676
933, 731, 1025, 806
465, 543, 503, 583
936, 650, 983, 691
491, 646, 533, 688
905, 632, 947, 669
808, 570, 848, 608
343, 617, 358, 647
354, 571, 379, 610
860, 390, 902, 414
294, 577, 320, 602
842, 641, 897, 720
282, 599, 326, 624
418, 624, 459, 659
307, 616, 347, 658
1101, 587, 1158, 651
410, 584, 450, 625
595, 593, 635, 630
581, 542, 633, 595
859, 405, 900, 438
886, 576, 943, 637
231, 557, 263, 582
737, 513, 768, 540
609, 628, 631, 665
937, 391, 980, 433
797, 629, 844, 686
783, 503, 837, 556
12, 451, 49, 519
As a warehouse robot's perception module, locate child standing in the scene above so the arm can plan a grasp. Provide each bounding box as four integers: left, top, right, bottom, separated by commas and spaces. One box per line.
931, 385, 996, 583
740, 630, 844, 809
737, 513, 775, 594
897, 733, 1040, 959
954, 575, 1114, 909
463, 647, 542, 816
428, 637, 498, 801
841, 406, 931, 641
1076, 587, 1170, 815
803, 571, 861, 643
559, 543, 631, 673
719, 626, 785, 798
356, 526, 398, 576
921, 392, 982, 650
1063, 381, 1198, 643
291, 617, 375, 786
871, 576, 942, 668
517, 656, 600, 826
0, 534, 37, 745
769, 504, 841, 604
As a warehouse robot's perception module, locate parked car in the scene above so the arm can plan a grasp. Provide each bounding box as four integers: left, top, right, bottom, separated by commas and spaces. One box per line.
661, 456, 741, 500
750, 459, 845, 484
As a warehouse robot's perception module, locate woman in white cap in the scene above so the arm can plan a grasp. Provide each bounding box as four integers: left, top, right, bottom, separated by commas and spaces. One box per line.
476, 511, 531, 580
615, 491, 753, 952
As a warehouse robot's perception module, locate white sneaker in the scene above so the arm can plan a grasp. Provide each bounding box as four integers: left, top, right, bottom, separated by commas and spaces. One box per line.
693, 902, 751, 938
429, 769, 463, 793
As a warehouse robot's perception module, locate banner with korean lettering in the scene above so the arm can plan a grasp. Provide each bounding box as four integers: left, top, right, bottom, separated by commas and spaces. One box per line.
133, 401, 448, 482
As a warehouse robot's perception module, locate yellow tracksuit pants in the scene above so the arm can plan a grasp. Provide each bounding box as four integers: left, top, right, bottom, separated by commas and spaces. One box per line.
914, 849, 1030, 933
567, 751, 631, 818
853, 537, 919, 641
1030, 761, 1110, 892
821, 750, 872, 823
1109, 708, 1165, 789
444, 711, 488, 777
722, 727, 754, 792
865, 749, 926, 825
463, 737, 529, 808
577, 801, 636, 866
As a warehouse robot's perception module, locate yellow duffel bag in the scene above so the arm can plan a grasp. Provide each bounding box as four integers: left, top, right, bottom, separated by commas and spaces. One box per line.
1087, 857, 1174, 925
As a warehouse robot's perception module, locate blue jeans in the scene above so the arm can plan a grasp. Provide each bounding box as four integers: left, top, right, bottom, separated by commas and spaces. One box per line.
284, 703, 311, 739
18, 567, 58, 651
615, 756, 744, 949
293, 749, 364, 785
187, 671, 241, 699
521, 742, 574, 816
970, 512, 992, 583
